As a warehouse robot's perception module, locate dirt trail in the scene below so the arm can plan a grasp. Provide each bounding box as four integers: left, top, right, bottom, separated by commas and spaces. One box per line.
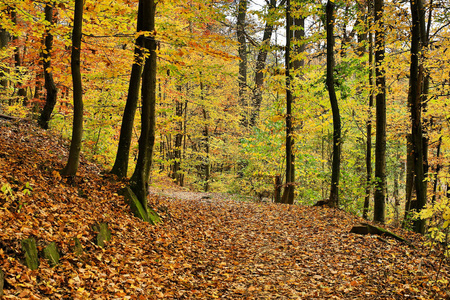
1, 120, 449, 299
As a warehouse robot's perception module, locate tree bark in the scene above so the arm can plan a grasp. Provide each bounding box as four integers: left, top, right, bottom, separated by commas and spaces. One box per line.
237, 0, 248, 126
355, 0, 367, 56
110, 3, 146, 178
11, 9, 28, 105
39, 3, 58, 130
249, 0, 280, 127
363, 1, 373, 220
326, 0, 341, 208
404, 133, 415, 221
409, 0, 426, 234
431, 136, 442, 204
292, 2, 305, 71
280, 0, 295, 205
130, 0, 157, 211
171, 86, 184, 185
373, 0, 386, 223
201, 107, 210, 192
61, 0, 84, 176
0, 19, 10, 90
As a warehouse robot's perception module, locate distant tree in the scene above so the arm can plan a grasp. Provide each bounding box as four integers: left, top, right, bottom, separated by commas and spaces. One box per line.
61, 0, 84, 176
169, 85, 185, 186
11, 8, 27, 104
0, 9, 10, 90
363, 1, 373, 220
237, 0, 248, 126
199, 78, 211, 192
325, 0, 341, 207
373, 0, 386, 223
409, 0, 427, 234
249, 0, 286, 127
38, 3, 58, 130
280, 0, 295, 204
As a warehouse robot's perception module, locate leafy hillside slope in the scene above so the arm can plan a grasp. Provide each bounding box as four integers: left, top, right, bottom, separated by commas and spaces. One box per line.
0, 120, 449, 299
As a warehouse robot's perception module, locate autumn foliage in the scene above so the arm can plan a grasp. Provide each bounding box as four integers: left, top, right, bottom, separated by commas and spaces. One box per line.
1, 0, 450, 297
1, 120, 449, 299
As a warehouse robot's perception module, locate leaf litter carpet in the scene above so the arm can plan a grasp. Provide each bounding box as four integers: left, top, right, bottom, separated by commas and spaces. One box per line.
0, 120, 449, 299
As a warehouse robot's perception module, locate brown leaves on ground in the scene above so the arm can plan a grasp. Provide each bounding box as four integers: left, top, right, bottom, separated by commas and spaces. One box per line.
0, 120, 449, 299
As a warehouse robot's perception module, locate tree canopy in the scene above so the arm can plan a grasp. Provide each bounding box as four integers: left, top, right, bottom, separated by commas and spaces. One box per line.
1, 0, 450, 240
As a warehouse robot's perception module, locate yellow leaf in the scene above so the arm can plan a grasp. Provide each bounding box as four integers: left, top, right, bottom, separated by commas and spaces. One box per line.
443, 221, 449, 229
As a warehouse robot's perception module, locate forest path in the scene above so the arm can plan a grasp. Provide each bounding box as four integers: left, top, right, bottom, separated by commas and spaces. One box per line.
0, 120, 448, 299
148, 189, 445, 299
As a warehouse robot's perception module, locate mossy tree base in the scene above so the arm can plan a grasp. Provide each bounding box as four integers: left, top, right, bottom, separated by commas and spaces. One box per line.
21, 238, 39, 270
94, 223, 111, 248
43, 242, 60, 266
121, 186, 161, 224
71, 237, 83, 256
350, 223, 414, 248
0, 269, 4, 296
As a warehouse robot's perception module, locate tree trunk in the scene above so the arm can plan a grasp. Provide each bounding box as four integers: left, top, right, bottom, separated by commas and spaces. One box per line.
202, 107, 210, 192
292, 3, 305, 71
110, 3, 146, 178
61, 0, 84, 176
326, 0, 341, 208
409, 0, 426, 234
431, 136, 442, 204
249, 0, 278, 127
373, 0, 386, 223
39, 4, 58, 130
0, 22, 10, 91
11, 9, 28, 105
404, 133, 415, 221
237, 0, 248, 126
355, 0, 367, 56
200, 79, 210, 192
363, 1, 373, 220
280, 0, 295, 205
393, 150, 401, 226
171, 85, 184, 185
130, 0, 157, 212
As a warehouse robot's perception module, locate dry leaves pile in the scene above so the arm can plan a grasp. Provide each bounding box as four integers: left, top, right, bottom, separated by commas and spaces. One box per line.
0, 120, 449, 299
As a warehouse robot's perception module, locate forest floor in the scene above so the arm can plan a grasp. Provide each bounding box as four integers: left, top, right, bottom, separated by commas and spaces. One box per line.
0, 119, 450, 299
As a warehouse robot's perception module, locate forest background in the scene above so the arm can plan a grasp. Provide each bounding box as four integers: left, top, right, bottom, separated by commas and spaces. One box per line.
0, 0, 450, 239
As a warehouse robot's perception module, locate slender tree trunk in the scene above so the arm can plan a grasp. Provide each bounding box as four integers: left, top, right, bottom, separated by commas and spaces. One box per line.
326, 0, 341, 208
199, 79, 210, 192
373, 0, 386, 223
292, 2, 305, 70
0, 23, 10, 91
249, 0, 278, 127
130, 0, 157, 211
409, 0, 426, 234
182, 97, 187, 186
404, 134, 415, 220
432, 135, 442, 203
280, 0, 295, 205
39, 3, 58, 130
280, 0, 305, 204
11, 9, 27, 105
34, 60, 43, 106
172, 85, 184, 185
202, 107, 210, 192
110, 4, 146, 178
237, 0, 248, 126
363, 1, 373, 220
393, 149, 401, 226
356, 0, 367, 56
61, 0, 84, 176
